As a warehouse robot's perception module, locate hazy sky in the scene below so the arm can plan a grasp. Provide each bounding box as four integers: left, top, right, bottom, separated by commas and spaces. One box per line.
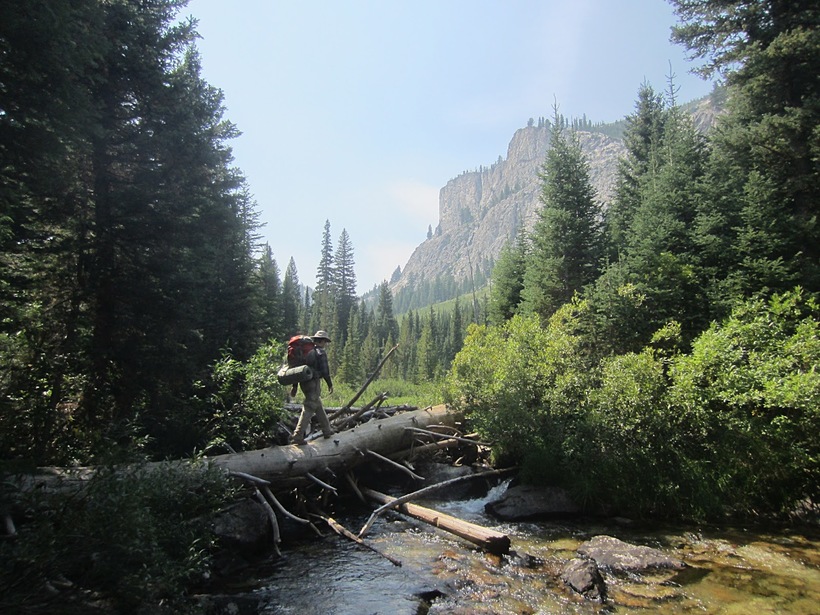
186, 0, 713, 292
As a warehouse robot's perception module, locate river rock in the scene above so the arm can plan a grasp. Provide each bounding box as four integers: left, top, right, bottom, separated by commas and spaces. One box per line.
560, 557, 607, 602
211, 498, 271, 554
577, 535, 685, 572
484, 484, 580, 520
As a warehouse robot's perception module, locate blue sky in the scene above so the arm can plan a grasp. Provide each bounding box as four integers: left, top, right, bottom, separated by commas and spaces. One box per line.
187, 0, 713, 292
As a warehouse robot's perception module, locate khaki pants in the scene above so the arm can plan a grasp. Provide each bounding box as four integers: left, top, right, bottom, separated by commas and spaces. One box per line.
292, 378, 333, 441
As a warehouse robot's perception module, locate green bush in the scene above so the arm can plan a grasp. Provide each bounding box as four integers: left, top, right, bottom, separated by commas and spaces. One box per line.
207, 342, 290, 451
667, 289, 820, 518
445, 301, 598, 467
445, 289, 819, 521
1, 461, 234, 614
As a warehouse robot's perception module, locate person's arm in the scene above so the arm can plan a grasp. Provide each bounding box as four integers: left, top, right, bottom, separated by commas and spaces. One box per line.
318, 351, 333, 391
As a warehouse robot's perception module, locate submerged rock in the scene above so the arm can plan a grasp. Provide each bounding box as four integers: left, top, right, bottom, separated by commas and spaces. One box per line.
484, 484, 580, 520
577, 535, 686, 572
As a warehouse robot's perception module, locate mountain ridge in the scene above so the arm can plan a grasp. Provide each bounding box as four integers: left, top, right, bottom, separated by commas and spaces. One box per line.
386, 91, 722, 312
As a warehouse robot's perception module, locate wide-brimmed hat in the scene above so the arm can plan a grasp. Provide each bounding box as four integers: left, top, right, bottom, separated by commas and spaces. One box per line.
311, 330, 331, 342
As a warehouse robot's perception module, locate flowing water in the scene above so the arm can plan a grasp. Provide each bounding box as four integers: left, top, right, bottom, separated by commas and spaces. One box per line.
230, 481, 820, 615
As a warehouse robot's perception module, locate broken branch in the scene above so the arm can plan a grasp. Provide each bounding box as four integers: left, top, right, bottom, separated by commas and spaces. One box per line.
404, 427, 492, 447
365, 449, 425, 481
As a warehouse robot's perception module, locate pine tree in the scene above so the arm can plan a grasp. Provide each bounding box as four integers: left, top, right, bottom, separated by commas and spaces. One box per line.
0, 0, 104, 460
488, 235, 528, 324
1, 0, 266, 461
281, 258, 302, 335
338, 302, 364, 385
521, 117, 603, 320
333, 228, 357, 342
396, 310, 418, 381
257, 244, 283, 341
606, 83, 666, 258
623, 98, 710, 342
311, 220, 335, 333
415, 307, 439, 382
447, 296, 464, 365
670, 0, 820, 294
588, 82, 710, 353
375, 281, 399, 345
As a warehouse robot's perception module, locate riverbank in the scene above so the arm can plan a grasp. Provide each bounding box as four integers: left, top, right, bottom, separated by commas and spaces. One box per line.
202, 473, 820, 614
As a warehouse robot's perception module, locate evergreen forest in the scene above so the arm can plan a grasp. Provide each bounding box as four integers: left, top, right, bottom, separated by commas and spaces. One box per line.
0, 0, 817, 514
0, 0, 485, 469
1, 0, 818, 611
447, 0, 819, 522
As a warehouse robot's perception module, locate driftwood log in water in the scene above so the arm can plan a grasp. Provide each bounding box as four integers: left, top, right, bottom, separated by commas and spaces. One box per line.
357, 467, 515, 537
360, 486, 511, 555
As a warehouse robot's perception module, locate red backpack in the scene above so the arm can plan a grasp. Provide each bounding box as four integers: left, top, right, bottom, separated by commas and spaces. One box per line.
286, 335, 315, 368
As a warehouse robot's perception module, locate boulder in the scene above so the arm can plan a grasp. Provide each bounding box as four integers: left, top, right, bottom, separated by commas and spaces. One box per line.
577, 535, 685, 572
560, 557, 607, 602
211, 498, 271, 555
484, 484, 579, 520
412, 462, 487, 500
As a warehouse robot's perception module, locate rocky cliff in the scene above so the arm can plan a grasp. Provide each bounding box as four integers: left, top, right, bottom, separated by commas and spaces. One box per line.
389, 91, 722, 302
391, 125, 625, 295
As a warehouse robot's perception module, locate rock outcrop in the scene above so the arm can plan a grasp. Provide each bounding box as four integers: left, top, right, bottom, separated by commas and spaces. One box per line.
577, 535, 686, 572
391, 125, 624, 296
389, 92, 724, 301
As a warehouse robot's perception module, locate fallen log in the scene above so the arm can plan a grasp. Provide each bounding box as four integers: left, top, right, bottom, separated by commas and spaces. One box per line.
360, 487, 511, 555
18, 405, 462, 494
358, 467, 516, 537
206, 405, 461, 489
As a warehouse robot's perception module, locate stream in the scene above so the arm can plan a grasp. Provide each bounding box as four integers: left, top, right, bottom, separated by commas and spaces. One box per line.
221, 481, 820, 614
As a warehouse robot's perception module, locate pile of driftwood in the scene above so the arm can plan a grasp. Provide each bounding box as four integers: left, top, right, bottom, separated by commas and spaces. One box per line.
13, 345, 515, 566
212, 347, 513, 561
219, 403, 514, 563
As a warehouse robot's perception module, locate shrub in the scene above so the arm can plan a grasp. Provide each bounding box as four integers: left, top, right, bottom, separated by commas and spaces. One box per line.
1, 461, 234, 614
445, 288, 819, 521
208, 342, 289, 451
445, 301, 599, 472
667, 289, 820, 518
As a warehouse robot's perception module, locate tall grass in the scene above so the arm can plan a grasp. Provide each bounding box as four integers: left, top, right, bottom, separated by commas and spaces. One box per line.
323, 378, 444, 409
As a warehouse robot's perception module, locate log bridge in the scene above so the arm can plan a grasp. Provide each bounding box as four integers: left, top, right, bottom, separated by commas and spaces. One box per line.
18, 404, 513, 561
212, 404, 513, 558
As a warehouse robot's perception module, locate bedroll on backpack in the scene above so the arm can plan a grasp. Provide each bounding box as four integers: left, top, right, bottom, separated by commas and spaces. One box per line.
286, 335, 315, 368
277, 364, 314, 385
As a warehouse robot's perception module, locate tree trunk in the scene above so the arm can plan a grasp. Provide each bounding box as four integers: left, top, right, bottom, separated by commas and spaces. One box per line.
22, 405, 462, 495
208, 405, 461, 489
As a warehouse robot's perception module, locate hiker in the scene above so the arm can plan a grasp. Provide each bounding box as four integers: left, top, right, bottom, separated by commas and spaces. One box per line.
290, 330, 334, 444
